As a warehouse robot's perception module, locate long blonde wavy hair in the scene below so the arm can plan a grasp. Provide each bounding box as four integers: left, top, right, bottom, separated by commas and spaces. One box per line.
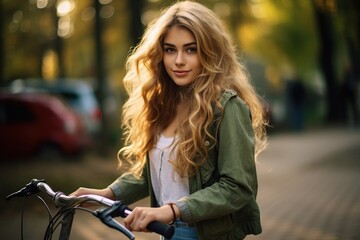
118, 0, 267, 178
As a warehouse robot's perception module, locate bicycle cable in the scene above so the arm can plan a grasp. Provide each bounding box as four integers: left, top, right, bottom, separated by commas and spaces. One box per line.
44, 202, 78, 239
19, 195, 53, 240
44, 199, 99, 239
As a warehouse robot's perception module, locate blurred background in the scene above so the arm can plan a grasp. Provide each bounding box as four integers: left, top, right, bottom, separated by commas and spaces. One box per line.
0, 0, 359, 239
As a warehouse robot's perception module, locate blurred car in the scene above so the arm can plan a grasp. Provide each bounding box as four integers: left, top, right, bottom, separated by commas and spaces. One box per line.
0, 92, 91, 159
10, 78, 102, 135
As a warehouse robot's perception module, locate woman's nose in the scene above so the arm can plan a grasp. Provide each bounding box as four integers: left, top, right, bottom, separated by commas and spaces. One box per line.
175, 52, 185, 66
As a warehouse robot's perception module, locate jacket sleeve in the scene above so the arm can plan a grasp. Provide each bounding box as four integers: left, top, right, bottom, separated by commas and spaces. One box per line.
108, 163, 150, 205
176, 96, 258, 223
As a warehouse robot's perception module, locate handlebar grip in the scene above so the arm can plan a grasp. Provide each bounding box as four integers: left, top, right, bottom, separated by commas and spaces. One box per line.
103, 201, 175, 239
147, 221, 175, 239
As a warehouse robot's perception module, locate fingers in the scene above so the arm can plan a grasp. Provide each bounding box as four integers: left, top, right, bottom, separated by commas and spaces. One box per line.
69, 187, 115, 208
124, 204, 178, 233
69, 187, 87, 196
124, 207, 153, 232
70, 187, 115, 200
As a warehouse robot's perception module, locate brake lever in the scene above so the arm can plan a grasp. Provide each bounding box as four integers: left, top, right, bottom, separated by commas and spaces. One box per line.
95, 201, 175, 239
6, 179, 45, 200
94, 201, 135, 240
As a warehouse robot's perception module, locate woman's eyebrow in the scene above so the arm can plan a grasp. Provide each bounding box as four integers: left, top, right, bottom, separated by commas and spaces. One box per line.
163, 42, 197, 47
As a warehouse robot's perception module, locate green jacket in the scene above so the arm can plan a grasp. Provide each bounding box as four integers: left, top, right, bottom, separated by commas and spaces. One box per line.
109, 90, 262, 239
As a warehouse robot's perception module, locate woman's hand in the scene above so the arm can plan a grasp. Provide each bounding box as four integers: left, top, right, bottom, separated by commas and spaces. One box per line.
70, 187, 115, 199
124, 204, 180, 232
69, 187, 115, 207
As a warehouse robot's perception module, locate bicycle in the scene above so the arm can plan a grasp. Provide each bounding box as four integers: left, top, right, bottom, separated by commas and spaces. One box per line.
6, 179, 175, 240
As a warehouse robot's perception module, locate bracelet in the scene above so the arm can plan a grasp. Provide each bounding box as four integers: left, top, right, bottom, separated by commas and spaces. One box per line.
167, 203, 177, 225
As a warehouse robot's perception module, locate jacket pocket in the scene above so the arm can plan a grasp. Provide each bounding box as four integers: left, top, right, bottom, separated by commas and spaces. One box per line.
197, 214, 235, 240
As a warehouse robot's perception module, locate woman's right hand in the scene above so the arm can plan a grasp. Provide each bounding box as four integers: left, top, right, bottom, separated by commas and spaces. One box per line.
70, 187, 115, 200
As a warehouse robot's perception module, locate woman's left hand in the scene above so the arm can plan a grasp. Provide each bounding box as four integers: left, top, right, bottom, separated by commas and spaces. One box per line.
124, 204, 179, 232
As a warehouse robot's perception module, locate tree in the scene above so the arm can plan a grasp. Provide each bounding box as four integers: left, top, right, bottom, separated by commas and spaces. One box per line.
313, 0, 360, 124
336, 0, 360, 79
128, 0, 145, 47
0, 1, 4, 82
312, 0, 341, 123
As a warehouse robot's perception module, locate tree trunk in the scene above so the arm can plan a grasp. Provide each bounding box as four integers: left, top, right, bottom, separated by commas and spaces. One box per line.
0, 1, 4, 82
128, 0, 144, 47
94, 0, 108, 152
313, 1, 343, 123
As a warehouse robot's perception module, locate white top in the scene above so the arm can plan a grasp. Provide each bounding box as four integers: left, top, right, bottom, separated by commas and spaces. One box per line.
149, 135, 189, 206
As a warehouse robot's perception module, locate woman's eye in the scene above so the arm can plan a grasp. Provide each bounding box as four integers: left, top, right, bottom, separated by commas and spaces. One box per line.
186, 47, 197, 53
164, 48, 176, 53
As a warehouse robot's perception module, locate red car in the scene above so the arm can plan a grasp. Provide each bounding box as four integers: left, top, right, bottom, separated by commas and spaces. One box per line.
0, 92, 91, 159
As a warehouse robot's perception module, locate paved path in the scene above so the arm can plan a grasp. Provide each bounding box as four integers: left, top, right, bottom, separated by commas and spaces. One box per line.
247, 128, 360, 240
2, 128, 360, 239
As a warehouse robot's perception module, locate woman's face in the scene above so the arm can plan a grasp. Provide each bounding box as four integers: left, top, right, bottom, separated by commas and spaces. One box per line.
163, 26, 201, 87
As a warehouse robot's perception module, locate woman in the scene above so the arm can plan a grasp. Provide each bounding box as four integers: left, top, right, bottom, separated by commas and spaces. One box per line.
72, 1, 267, 239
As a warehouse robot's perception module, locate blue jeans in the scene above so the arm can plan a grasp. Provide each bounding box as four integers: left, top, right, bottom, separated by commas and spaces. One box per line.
162, 220, 198, 240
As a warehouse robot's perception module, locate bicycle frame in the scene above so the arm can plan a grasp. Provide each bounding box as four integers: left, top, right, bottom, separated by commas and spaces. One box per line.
6, 179, 175, 240
59, 209, 75, 240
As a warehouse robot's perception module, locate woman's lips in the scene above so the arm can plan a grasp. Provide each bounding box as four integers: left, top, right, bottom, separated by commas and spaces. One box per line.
173, 70, 190, 77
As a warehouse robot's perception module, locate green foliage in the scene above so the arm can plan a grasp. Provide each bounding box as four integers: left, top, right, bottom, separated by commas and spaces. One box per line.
243, 0, 319, 79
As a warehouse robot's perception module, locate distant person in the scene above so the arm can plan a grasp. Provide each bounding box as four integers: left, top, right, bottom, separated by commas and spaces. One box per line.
287, 78, 306, 131
71, 1, 267, 239
342, 65, 359, 127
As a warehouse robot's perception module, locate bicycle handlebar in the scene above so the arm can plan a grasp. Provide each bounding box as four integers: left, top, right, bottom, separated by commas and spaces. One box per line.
6, 179, 175, 240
